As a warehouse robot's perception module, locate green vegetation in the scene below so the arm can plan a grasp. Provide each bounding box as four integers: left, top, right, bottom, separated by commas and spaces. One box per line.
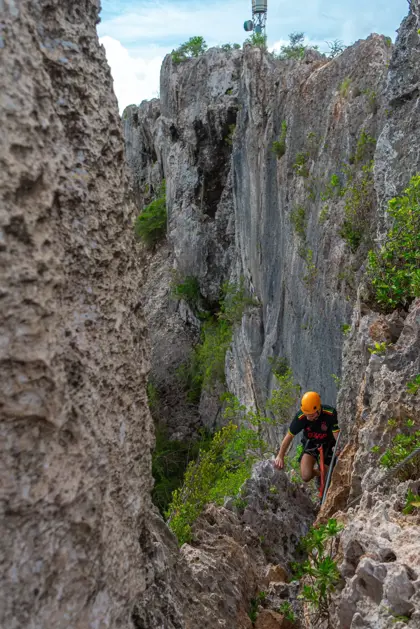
277, 32, 318, 60
368, 341, 388, 355
225, 123, 236, 146
278, 602, 296, 622
363, 88, 378, 114
340, 77, 352, 98
367, 174, 420, 311
272, 120, 287, 158
293, 152, 309, 177
152, 426, 212, 515
171, 36, 207, 63
321, 173, 343, 201
354, 130, 376, 163
220, 43, 241, 51
384, 36, 392, 48
248, 591, 267, 623
331, 373, 341, 390
245, 31, 267, 49
402, 488, 420, 515
407, 375, 420, 395
134, 180, 167, 247
178, 280, 259, 400
302, 249, 318, 286
171, 275, 201, 308
290, 205, 307, 237
378, 418, 420, 481
319, 205, 329, 224
340, 161, 374, 252
326, 39, 346, 58
293, 519, 344, 627
341, 324, 351, 334
167, 423, 267, 544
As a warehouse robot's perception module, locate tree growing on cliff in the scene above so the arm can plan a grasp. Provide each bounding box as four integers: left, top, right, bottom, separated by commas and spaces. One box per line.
171, 36, 207, 63
276, 32, 318, 60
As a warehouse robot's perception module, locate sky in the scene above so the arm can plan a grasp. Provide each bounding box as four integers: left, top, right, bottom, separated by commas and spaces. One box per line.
97, 0, 409, 112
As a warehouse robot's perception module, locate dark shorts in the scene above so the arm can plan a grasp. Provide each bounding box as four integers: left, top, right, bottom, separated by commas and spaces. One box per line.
298, 439, 335, 467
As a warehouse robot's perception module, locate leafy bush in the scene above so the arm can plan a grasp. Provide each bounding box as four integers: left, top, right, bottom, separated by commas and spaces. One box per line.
278, 601, 296, 622
171, 275, 201, 308
407, 375, 420, 395
167, 423, 267, 544
290, 205, 306, 237
402, 488, 420, 515
249, 591, 267, 622
221, 43, 241, 51
277, 32, 318, 60
272, 120, 287, 158
326, 39, 346, 58
293, 152, 309, 177
368, 341, 388, 355
171, 36, 207, 63
152, 426, 212, 515
134, 180, 166, 247
340, 77, 351, 97
379, 418, 420, 481
245, 32, 267, 49
354, 130, 376, 163
293, 519, 344, 626
367, 174, 420, 311
340, 161, 374, 252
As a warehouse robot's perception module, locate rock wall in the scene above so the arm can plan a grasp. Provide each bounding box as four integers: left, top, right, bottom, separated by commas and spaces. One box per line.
124, 32, 394, 440
0, 1, 161, 627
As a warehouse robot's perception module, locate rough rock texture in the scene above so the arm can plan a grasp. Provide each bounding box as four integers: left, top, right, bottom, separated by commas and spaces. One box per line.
237, 461, 316, 566
0, 1, 173, 627
334, 482, 420, 629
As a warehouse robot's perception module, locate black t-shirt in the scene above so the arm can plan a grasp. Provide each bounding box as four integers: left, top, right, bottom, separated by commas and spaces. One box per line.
288, 405, 339, 445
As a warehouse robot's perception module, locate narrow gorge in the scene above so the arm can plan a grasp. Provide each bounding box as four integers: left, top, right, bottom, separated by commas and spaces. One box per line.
1, 1, 419, 629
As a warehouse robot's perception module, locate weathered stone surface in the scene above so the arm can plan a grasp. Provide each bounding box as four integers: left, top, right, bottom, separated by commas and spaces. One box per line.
255, 609, 295, 629
264, 564, 289, 585
238, 461, 316, 566
0, 2, 182, 628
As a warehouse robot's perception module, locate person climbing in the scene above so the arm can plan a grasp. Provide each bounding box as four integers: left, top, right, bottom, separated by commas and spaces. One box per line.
274, 391, 339, 485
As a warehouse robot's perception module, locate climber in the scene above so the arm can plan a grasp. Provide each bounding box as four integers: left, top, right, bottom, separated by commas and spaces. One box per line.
274, 392, 339, 485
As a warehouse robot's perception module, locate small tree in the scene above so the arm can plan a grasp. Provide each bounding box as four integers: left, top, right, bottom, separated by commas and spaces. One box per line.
171, 36, 207, 63
326, 39, 346, 58
245, 32, 267, 49
277, 32, 318, 60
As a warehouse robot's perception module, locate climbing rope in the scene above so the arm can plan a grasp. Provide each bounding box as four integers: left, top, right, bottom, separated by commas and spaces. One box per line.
346, 446, 420, 509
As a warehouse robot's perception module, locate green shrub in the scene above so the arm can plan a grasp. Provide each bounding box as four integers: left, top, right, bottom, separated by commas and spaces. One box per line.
340, 77, 351, 97
319, 205, 329, 224
171, 36, 207, 63
293, 152, 309, 177
221, 43, 241, 51
245, 32, 267, 49
379, 418, 420, 481
272, 120, 287, 158
368, 341, 388, 355
277, 32, 318, 60
321, 173, 343, 201
367, 174, 420, 310
225, 123, 236, 146
152, 426, 212, 515
147, 380, 159, 414
293, 519, 344, 625
326, 39, 346, 58
407, 375, 420, 395
278, 602, 296, 622
402, 488, 420, 515
340, 161, 374, 252
290, 205, 306, 237
171, 275, 201, 307
249, 591, 267, 622
167, 423, 266, 544
354, 130, 376, 163
134, 180, 166, 247
341, 323, 351, 334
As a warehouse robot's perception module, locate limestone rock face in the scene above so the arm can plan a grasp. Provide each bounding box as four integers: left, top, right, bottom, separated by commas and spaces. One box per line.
0, 1, 177, 627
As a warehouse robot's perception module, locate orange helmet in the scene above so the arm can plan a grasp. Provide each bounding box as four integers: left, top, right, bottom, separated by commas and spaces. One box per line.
301, 391, 321, 414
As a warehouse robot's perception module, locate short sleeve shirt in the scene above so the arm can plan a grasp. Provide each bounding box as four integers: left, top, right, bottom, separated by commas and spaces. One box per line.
288, 405, 339, 444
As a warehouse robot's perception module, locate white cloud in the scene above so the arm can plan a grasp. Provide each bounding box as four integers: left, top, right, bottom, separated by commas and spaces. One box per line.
100, 36, 163, 111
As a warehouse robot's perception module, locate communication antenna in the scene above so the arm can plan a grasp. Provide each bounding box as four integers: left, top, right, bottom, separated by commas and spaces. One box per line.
244, 0, 267, 36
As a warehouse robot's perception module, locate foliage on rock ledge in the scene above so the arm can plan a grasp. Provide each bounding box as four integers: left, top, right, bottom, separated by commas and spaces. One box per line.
134, 180, 166, 247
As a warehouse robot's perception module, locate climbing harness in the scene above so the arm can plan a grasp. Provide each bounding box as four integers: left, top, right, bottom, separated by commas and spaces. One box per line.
347, 445, 420, 509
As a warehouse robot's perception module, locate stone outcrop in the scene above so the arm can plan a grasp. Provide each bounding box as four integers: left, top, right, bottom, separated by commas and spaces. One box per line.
0, 1, 172, 627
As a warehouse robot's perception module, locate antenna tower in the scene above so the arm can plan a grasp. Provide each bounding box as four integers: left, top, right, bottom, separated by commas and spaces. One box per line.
244, 0, 267, 37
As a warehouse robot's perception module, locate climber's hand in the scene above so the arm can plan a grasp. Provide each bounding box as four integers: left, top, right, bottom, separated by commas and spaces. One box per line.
274, 454, 285, 470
